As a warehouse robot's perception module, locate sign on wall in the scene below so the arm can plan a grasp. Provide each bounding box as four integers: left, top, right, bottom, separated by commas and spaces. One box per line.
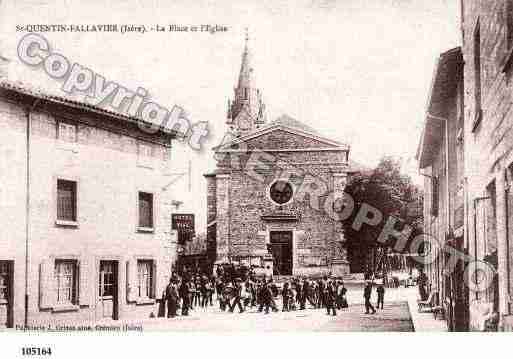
172, 214, 195, 245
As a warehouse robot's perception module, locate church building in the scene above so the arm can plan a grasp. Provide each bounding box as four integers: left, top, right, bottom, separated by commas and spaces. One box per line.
205, 34, 352, 277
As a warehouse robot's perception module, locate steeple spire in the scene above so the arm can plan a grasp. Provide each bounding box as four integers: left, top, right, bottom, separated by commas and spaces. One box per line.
226, 29, 267, 136
237, 28, 253, 90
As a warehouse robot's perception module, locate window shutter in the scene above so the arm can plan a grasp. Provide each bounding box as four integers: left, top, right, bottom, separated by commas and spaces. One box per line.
39, 258, 56, 309
152, 261, 158, 299
431, 177, 439, 217
476, 200, 486, 257
79, 258, 92, 306
126, 260, 138, 303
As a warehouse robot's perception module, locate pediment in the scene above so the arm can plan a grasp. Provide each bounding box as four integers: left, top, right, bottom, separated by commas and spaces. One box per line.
215, 124, 348, 153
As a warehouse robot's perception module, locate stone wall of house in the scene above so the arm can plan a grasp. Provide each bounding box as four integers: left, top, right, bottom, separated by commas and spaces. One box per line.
462, 0, 513, 330
0, 95, 178, 327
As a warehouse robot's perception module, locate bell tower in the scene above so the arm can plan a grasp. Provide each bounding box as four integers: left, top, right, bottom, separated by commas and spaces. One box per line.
226, 30, 266, 136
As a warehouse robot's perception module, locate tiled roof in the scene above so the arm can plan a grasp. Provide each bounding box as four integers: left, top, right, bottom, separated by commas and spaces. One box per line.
0, 79, 176, 136
416, 47, 463, 168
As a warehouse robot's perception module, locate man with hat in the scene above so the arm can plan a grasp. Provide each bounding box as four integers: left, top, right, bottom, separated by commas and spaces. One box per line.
364, 280, 376, 314
325, 276, 337, 316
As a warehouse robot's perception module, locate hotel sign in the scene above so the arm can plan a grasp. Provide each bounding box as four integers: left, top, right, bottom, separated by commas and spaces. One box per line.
172, 214, 195, 245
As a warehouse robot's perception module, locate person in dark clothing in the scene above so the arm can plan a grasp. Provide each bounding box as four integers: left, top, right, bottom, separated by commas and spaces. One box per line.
188, 280, 195, 311
194, 277, 202, 307
215, 277, 224, 309
267, 278, 279, 310
336, 280, 348, 309
364, 281, 376, 314
208, 277, 215, 306
376, 282, 385, 310
200, 276, 211, 307
258, 280, 278, 314
179, 279, 191, 316
220, 281, 233, 311
418, 269, 428, 301
297, 278, 306, 310
249, 279, 257, 307
304, 280, 316, 308
325, 279, 337, 316
316, 279, 324, 309
165, 278, 179, 318
229, 278, 245, 313
282, 282, 291, 312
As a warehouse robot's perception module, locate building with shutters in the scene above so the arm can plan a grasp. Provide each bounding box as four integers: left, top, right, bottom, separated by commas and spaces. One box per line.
0, 59, 178, 328
205, 34, 352, 277
417, 1, 513, 331
416, 47, 468, 331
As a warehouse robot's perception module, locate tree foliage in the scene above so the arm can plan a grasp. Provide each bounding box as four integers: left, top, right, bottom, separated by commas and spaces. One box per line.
342, 156, 423, 254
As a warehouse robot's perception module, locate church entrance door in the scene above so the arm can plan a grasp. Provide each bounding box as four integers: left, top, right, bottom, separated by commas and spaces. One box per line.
270, 231, 293, 276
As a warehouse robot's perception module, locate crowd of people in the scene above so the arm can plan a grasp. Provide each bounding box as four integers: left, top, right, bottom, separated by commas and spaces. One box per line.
159, 265, 387, 319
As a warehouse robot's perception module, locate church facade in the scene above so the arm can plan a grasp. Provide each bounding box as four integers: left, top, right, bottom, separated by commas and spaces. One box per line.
205, 35, 351, 277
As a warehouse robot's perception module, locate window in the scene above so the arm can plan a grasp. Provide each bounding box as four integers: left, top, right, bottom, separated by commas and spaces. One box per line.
54, 260, 77, 305
137, 260, 154, 299
138, 192, 154, 228
99, 262, 115, 297
58, 121, 77, 142
0, 262, 9, 302
137, 142, 155, 169
485, 182, 497, 256
57, 179, 77, 222
472, 20, 482, 131
269, 180, 294, 205
431, 176, 439, 217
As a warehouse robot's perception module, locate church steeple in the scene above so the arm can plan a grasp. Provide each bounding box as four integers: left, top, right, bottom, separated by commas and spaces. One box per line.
226, 29, 266, 136
237, 30, 254, 92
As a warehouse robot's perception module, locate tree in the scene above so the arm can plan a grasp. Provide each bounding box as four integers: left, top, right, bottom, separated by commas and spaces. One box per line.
342, 156, 423, 275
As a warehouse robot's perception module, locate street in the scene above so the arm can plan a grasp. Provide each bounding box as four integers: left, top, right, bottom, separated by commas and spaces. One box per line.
97, 284, 416, 332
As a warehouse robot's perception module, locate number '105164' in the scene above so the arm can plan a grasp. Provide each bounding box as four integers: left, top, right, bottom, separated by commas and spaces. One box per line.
21, 347, 52, 356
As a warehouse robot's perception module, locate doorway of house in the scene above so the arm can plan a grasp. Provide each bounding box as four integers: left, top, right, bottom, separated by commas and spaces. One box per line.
98, 261, 119, 320
0, 261, 13, 328
270, 231, 293, 276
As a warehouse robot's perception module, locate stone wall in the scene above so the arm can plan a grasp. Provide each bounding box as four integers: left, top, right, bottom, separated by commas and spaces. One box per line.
211, 128, 349, 275
462, 0, 513, 330
0, 95, 178, 326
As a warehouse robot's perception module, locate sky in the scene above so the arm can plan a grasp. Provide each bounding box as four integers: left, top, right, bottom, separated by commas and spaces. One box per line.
0, 0, 461, 230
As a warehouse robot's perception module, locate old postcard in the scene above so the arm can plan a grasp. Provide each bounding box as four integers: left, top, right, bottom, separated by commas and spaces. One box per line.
0, 0, 512, 357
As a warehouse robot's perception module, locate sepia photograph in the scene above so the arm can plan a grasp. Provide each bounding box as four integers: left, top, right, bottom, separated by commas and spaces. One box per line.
0, 0, 512, 357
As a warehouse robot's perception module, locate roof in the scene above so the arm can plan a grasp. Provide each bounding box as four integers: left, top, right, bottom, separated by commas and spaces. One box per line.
264, 114, 319, 135
416, 47, 463, 169
214, 113, 349, 152
0, 79, 177, 137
